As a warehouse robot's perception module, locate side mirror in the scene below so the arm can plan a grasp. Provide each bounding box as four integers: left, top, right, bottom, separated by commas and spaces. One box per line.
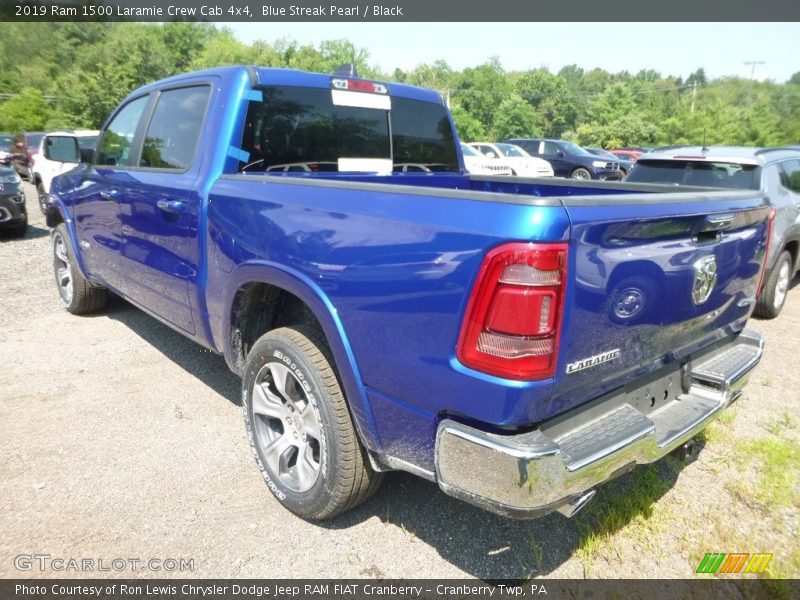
44, 136, 80, 163
486, 151, 496, 158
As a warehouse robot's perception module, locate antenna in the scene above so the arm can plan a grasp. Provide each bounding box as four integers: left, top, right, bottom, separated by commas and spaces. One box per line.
333, 64, 359, 78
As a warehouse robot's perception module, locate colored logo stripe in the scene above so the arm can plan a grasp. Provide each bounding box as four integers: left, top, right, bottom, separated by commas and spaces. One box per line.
696, 552, 773, 574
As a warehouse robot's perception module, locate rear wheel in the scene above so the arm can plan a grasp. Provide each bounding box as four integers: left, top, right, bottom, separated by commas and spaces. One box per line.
571, 167, 591, 180
243, 325, 383, 520
52, 224, 108, 314
755, 251, 792, 319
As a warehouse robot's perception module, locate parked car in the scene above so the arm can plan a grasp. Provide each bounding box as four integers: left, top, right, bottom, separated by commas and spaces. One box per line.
468, 142, 554, 177
0, 134, 14, 166
586, 147, 635, 176
0, 166, 27, 237
625, 146, 800, 318
10, 132, 45, 180
47, 66, 769, 521
459, 143, 512, 175
504, 138, 623, 180
32, 130, 100, 214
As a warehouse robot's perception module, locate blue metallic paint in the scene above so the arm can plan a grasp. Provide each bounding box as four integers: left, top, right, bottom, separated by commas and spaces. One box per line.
49, 66, 771, 474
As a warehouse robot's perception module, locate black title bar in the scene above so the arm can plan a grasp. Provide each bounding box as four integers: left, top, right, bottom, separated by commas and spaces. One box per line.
4, 579, 800, 600
3, 0, 800, 22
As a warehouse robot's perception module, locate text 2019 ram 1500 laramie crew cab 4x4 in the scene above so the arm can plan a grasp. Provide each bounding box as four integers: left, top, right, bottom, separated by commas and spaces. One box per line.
46, 66, 770, 520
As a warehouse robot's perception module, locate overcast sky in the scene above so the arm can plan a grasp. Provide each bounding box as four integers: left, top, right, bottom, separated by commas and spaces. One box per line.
228, 22, 799, 83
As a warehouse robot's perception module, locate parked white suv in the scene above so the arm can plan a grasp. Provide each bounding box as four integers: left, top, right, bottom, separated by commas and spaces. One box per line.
468, 142, 554, 177
460, 143, 512, 176
33, 130, 98, 214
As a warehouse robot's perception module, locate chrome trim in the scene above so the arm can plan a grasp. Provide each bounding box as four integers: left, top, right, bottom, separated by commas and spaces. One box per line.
435, 330, 763, 519
0, 207, 10, 222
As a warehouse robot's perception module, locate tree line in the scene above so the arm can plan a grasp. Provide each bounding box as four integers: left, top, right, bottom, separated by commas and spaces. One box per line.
1, 22, 798, 148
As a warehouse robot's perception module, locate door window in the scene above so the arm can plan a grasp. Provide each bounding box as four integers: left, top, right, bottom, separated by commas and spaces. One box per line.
97, 96, 149, 167
140, 86, 210, 170
779, 159, 800, 193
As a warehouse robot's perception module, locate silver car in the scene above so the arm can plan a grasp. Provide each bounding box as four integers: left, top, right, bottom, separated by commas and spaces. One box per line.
626, 146, 800, 318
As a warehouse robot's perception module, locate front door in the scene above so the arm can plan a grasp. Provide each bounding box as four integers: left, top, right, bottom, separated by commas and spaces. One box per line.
72, 95, 150, 289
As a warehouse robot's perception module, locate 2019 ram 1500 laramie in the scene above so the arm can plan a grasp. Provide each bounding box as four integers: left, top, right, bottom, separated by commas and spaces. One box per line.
47, 66, 770, 520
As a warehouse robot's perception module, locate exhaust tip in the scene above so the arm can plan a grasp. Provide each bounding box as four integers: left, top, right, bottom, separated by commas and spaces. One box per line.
556, 489, 596, 518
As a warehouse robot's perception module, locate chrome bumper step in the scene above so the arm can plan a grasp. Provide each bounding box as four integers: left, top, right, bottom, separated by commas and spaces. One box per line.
435, 329, 764, 519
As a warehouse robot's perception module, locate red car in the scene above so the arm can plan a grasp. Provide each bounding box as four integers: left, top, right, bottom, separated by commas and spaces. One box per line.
10, 131, 45, 181
610, 149, 645, 162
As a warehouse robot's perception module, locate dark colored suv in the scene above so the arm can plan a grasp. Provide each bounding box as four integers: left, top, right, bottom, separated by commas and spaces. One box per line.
11, 131, 45, 180
0, 165, 27, 237
626, 146, 800, 318
504, 138, 623, 180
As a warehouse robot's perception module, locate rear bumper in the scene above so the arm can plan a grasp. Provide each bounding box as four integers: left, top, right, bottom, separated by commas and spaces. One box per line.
435, 329, 763, 519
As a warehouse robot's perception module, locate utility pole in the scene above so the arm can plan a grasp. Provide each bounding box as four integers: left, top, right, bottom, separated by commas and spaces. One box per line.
691, 81, 697, 113
743, 60, 765, 104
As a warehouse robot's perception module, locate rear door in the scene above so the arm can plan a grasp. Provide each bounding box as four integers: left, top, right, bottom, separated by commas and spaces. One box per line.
116, 84, 212, 335
546, 193, 771, 417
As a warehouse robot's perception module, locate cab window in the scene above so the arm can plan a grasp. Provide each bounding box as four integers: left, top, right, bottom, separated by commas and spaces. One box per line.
96, 96, 149, 167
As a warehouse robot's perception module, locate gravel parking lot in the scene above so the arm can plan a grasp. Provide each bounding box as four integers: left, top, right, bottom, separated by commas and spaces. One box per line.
1, 180, 798, 580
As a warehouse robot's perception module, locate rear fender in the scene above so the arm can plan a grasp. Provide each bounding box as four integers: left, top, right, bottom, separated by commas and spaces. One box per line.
223, 261, 382, 454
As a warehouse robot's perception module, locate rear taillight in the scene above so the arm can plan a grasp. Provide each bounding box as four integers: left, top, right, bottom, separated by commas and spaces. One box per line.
757, 208, 777, 295
457, 242, 568, 380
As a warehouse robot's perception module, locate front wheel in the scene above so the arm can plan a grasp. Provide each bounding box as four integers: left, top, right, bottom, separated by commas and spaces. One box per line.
571, 167, 592, 180
243, 325, 383, 520
754, 250, 793, 319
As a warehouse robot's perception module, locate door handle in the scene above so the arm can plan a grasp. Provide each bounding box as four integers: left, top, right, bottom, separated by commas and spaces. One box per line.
157, 199, 188, 215
99, 188, 119, 201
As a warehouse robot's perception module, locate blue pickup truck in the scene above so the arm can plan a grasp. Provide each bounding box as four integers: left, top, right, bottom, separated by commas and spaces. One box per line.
47, 66, 771, 521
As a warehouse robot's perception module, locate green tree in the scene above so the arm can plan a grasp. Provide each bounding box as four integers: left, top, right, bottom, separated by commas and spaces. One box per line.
492, 95, 543, 140
450, 104, 485, 142
0, 88, 52, 131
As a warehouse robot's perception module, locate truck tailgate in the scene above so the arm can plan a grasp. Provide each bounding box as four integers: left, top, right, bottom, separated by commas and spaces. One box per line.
545, 192, 771, 420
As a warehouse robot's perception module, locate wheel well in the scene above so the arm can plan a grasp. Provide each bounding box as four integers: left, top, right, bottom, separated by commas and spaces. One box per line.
783, 240, 798, 272
230, 282, 324, 371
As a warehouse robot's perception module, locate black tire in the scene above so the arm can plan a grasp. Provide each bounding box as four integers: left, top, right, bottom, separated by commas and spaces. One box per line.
37, 182, 48, 215
754, 250, 792, 319
5, 218, 27, 238
571, 167, 592, 180
52, 223, 108, 315
243, 325, 383, 520
606, 276, 657, 325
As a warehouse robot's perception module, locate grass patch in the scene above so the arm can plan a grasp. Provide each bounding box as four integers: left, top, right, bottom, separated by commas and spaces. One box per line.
574, 462, 678, 567
734, 437, 800, 507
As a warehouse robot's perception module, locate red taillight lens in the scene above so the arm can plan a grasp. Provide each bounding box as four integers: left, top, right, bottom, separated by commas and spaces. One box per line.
457, 242, 568, 380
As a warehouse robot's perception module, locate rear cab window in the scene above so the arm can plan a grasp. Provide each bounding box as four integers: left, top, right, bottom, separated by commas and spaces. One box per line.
238, 85, 459, 174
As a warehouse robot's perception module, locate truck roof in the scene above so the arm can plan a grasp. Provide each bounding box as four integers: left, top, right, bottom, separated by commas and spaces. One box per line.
130, 65, 444, 106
